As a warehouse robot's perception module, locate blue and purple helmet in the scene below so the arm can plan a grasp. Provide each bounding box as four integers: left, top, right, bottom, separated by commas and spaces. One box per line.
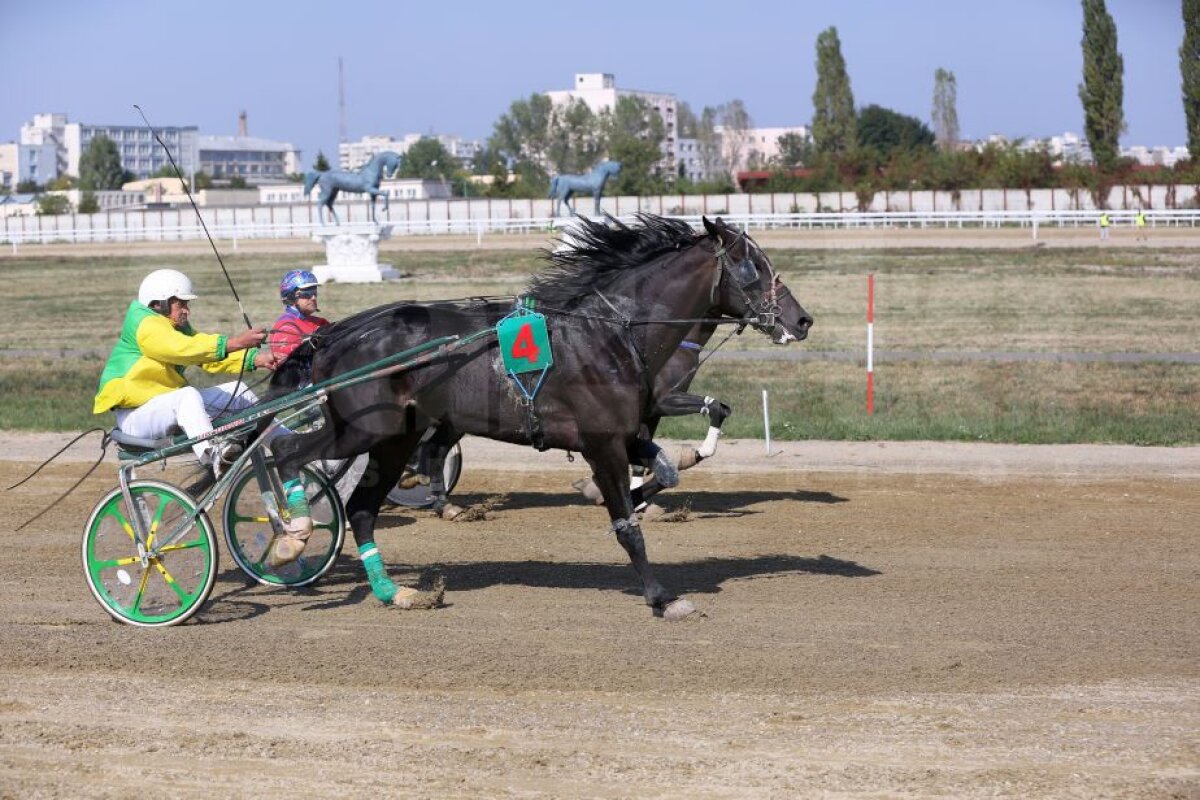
279, 269, 319, 304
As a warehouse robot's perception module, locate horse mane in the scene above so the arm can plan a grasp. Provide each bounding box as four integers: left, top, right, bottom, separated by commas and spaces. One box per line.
530, 213, 703, 307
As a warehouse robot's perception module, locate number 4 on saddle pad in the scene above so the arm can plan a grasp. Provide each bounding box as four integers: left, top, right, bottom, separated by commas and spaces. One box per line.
497, 309, 553, 374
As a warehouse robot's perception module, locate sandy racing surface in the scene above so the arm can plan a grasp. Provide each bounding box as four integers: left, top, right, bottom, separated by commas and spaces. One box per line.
1, 434, 1197, 798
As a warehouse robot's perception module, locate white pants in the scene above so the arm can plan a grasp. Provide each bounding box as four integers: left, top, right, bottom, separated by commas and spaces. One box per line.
115, 382, 259, 460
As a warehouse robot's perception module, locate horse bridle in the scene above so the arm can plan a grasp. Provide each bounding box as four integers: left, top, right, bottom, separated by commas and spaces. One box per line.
711, 230, 787, 335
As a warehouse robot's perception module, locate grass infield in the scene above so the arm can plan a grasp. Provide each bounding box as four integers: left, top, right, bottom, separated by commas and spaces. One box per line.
1, 246, 1197, 443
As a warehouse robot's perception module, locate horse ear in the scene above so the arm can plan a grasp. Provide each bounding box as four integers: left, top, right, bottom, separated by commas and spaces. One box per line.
702, 216, 720, 238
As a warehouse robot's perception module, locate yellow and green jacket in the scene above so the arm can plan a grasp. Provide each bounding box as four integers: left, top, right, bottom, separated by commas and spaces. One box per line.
94, 301, 259, 413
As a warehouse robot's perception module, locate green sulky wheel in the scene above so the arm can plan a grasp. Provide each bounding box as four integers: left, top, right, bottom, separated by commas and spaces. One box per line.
221, 464, 345, 587
82, 480, 217, 627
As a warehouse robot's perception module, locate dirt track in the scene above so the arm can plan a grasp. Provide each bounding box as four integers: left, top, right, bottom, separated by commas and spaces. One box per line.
0, 435, 1197, 798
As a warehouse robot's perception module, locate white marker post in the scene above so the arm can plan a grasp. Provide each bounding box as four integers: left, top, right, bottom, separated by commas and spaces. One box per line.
867, 273, 875, 416
762, 388, 771, 455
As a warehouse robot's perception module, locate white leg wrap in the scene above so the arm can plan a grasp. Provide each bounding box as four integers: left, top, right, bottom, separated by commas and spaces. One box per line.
697, 426, 721, 459
629, 475, 645, 490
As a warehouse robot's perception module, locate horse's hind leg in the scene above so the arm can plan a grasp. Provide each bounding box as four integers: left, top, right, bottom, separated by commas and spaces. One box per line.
424, 423, 464, 520
348, 430, 444, 608
584, 437, 695, 620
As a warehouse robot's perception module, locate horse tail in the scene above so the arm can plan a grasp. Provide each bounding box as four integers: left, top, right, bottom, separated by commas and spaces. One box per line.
303, 170, 320, 197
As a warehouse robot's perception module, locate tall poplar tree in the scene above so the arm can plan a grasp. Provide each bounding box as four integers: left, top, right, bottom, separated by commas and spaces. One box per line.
932, 68, 960, 151
812, 27, 856, 156
1078, 0, 1125, 172
1182, 0, 1200, 161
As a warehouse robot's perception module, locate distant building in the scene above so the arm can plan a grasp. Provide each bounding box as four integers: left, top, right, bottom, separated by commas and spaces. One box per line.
260, 177, 451, 205
0, 143, 14, 189
20, 112, 199, 180
716, 125, 810, 176
338, 133, 480, 171
1122, 144, 1188, 168
198, 135, 302, 184
545, 73, 678, 177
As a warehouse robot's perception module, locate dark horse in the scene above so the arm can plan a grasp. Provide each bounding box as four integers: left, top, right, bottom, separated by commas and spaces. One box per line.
267, 215, 812, 619
303, 151, 401, 225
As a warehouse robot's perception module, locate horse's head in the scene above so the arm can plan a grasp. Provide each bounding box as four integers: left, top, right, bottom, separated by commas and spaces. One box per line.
600, 160, 622, 178
378, 151, 402, 178
702, 216, 812, 344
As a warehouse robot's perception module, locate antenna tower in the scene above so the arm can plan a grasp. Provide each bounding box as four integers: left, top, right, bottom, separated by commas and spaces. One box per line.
338, 56, 347, 143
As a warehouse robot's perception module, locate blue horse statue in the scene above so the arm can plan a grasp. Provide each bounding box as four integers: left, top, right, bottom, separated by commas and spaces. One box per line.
548, 160, 622, 217
304, 151, 402, 225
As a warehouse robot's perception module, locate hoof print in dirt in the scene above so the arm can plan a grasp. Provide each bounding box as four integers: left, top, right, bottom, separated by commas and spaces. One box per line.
452, 495, 506, 522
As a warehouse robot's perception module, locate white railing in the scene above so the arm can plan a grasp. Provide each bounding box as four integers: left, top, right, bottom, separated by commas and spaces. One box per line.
2, 209, 1196, 249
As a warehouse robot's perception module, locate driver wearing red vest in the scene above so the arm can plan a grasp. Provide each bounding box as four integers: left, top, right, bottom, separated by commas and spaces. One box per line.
268, 270, 329, 359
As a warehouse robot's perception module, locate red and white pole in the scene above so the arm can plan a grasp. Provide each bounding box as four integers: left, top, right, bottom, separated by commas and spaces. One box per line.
867, 273, 875, 416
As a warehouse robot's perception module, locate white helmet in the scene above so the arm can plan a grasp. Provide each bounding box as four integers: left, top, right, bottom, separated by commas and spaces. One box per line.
138, 269, 198, 307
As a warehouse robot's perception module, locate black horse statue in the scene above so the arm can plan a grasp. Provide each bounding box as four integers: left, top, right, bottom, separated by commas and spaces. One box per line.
303, 151, 401, 225
267, 214, 812, 620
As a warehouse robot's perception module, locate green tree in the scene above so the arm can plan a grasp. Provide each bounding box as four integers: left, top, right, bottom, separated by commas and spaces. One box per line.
927, 149, 979, 210
717, 99, 753, 177
676, 101, 699, 138
47, 174, 77, 191
313, 151, 331, 172
599, 95, 667, 195
194, 171, 214, 190
1182, 0, 1200, 161
1078, 0, 1126, 177
994, 143, 1056, 207
399, 137, 459, 180
489, 93, 556, 192
77, 191, 100, 214
78, 135, 126, 190
35, 194, 72, 215
16, 179, 41, 193
932, 68, 960, 150
547, 98, 603, 174
695, 106, 724, 182
812, 26, 856, 156
229, 175, 248, 189
856, 104, 935, 157
775, 132, 814, 168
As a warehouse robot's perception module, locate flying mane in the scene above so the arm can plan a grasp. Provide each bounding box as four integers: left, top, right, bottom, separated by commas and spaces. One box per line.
530, 213, 703, 307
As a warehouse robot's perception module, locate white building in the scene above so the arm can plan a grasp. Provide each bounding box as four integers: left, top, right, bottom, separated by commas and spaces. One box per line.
545, 73, 678, 177
1122, 144, 1188, 168
259, 177, 451, 205
198, 135, 302, 183
716, 125, 810, 174
21, 112, 199, 180
0, 143, 15, 189
338, 133, 481, 171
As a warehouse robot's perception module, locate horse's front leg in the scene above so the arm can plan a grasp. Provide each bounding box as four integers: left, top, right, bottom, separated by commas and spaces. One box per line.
346, 431, 445, 608
584, 437, 696, 620
657, 392, 732, 468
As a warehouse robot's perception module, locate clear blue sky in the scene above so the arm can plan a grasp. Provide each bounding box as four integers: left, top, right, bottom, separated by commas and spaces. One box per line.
0, 0, 1187, 168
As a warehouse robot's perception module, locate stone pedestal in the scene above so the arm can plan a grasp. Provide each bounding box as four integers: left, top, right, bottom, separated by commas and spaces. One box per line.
311, 224, 400, 283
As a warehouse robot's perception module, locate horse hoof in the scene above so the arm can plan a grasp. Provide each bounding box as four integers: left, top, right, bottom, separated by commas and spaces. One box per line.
661, 598, 698, 621
677, 447, 702, 471
571, 478, 605, 505
639, 503, 666, 522
440, 503, 465, 521
392, 575, 445, 610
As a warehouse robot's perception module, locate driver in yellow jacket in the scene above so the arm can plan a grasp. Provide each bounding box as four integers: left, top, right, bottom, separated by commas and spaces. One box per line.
94, 268, 279, 475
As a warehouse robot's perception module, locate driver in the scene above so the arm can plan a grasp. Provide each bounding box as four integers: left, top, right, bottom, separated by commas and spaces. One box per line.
94, 268, 277, 477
